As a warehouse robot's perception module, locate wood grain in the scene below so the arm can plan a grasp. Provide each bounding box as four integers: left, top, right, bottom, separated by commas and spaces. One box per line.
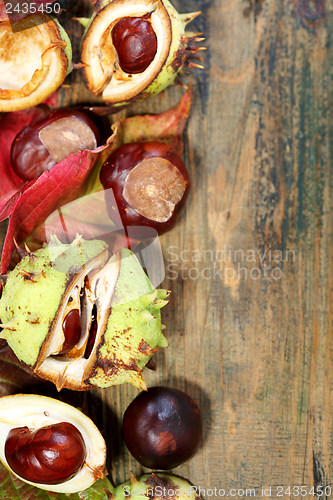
1, 0, 333, 496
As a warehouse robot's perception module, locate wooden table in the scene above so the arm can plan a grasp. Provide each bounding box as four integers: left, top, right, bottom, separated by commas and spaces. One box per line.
2, 0, 333, 497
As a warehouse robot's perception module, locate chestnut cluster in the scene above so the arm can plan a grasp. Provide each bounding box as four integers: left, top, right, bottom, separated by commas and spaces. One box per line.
11, 109, 191, 236
3, 386, 202, 489
0, 0, 206, 494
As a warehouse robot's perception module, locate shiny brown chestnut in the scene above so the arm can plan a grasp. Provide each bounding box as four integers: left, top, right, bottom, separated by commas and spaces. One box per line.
111, 16, 158, 74
11, 109, 100, 182
58, 309, 81, 356
100, 141, 190, 236
123, 386, 202, 469
5, 422, 86, 485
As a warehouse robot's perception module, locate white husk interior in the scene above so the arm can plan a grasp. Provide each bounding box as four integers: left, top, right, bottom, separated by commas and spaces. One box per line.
37, 254, 120, 389
0, 394, 106, 493
0, 26, 43, 90
0, 16, 69, 111
43, 250, 110, 359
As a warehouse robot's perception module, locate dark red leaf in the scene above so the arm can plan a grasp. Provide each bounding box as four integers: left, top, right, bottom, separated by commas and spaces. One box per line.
0, 137, 116, 273
111, 81, 192, 158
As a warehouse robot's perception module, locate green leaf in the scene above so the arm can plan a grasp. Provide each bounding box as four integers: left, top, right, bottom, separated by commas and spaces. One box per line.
0, 466, 113, 500
78, 477, 114, 500
0, 465, 81, 500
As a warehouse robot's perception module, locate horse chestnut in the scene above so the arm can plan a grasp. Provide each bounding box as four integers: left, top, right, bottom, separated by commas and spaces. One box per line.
5, 422, 86, 485
100, 142, 190, 236
111, 16, 158, 74
58, 309, 81, 356
123, 386, 202, 469
11, 109, 100, 181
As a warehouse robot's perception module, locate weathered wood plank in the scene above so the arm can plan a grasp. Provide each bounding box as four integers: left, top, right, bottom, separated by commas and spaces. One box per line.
1, 0, 333, 496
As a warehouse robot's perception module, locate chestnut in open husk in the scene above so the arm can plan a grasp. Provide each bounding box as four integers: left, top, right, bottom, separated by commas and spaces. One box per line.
100, 141, 190, 236
11, 109, 100, 181
0, 394, 106, 493
80, 0, 204, 107
123, 386, 202, 469
0, 236, 169, 391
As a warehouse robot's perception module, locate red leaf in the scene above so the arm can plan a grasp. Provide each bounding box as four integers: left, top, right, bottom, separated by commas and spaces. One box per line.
43, 91, 58, 109
0, 139, 116, 273
25, 189, 140, 257
117, 81, 193, 158
81, 83, 193, 158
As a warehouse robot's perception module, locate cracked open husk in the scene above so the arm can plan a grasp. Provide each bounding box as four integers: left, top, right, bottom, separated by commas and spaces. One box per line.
80, 0, 204, 107
0, 14, 72, 112
0, 236, 169, 391
0, 394, 106, 493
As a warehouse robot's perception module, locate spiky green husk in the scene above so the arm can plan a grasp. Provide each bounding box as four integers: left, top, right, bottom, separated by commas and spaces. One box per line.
88, 249, 168, 390
0, 238, 107, 366
0, 240, 169, 392
110, 473, 201, 500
